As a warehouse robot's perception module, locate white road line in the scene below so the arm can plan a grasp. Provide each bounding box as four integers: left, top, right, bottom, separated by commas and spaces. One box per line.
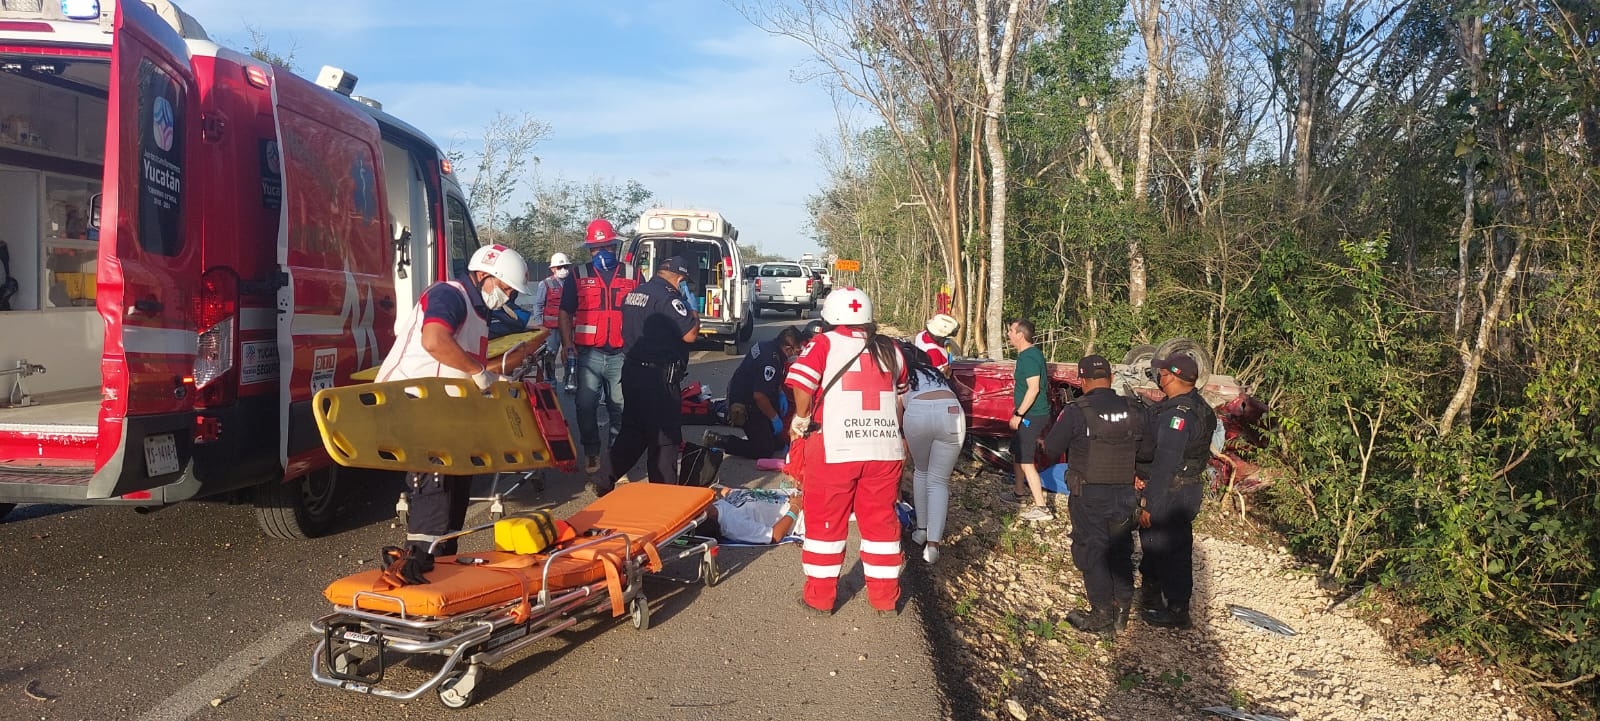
137, 620, 308, 721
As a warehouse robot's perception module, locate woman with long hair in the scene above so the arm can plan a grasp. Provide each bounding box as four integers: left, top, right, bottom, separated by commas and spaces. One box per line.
898, 343, 966, 564
785, 288, 907, 615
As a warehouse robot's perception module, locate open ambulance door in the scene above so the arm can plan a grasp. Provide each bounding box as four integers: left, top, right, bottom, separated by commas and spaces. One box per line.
91, 0, 202, 498
272, 75, 395, 481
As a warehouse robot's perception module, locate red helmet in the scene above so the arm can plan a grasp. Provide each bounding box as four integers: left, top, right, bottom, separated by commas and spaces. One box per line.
584, 218, 620, 247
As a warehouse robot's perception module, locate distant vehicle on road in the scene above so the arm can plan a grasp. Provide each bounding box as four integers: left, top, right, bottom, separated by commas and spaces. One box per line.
808, 267, 832, 297
752, 262, 816, 318
625, 208, 755, 355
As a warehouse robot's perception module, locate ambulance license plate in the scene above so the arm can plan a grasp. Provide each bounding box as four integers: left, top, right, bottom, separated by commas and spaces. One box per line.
144, 434, 180, 476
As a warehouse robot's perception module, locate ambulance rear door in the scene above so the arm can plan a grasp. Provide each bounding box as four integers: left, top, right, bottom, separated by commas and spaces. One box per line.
91, 0, 204, 497
271, 77, 393, 477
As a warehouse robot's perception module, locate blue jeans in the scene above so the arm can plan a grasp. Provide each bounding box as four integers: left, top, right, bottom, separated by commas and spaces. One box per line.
576, 347, 625, 456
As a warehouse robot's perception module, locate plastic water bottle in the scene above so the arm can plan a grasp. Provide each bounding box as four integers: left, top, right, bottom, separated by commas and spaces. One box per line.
1021, 418, 1032, 428
565, 354, 577, 381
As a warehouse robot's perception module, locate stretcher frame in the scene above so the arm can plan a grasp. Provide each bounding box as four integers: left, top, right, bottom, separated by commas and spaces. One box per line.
309, 508, 721, 709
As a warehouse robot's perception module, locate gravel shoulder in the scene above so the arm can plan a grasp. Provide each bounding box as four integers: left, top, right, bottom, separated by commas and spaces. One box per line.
912, 462, 1545, 721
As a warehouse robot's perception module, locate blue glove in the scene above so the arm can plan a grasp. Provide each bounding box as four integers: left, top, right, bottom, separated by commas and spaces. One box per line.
771, 416, 784, 436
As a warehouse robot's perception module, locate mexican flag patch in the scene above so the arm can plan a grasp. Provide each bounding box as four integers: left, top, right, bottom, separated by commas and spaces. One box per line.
1169, 416, 1187, 431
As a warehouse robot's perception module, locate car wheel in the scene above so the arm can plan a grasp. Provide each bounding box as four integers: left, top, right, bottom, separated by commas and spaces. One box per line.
1152, 337, 1213, 385
753, 306, 763, 319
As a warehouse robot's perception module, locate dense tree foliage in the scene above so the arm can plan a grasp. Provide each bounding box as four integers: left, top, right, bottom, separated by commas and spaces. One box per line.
791, 0, 1600, 707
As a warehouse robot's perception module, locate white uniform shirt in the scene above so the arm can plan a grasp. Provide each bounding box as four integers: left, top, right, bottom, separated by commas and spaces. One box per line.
375, 280, 489, 382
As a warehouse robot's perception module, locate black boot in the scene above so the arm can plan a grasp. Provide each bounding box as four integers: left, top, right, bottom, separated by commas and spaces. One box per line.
1066, 607, 1117, 639
1143, 603, 1192, 629
1134, 582, 1164, 611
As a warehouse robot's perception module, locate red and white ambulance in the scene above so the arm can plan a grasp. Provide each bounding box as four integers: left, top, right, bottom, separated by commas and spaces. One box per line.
0, 1, 478, 536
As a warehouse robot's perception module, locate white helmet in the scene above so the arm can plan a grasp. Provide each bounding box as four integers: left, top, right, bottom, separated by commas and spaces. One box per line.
467, 244, 532, 294
821, 287, 873, 326
926, 313, 960, 338
548, 252, 572, 268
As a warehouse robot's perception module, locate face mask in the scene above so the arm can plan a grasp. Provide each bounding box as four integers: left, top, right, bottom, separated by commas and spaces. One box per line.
481, 283, 510, 311
592, 249, 617, 271
553, 268, 570, 280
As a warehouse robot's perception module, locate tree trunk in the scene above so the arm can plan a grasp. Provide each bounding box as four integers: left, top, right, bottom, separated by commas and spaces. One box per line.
1439, 236, 1521, 435
1127, 0, 1163, 309
1292, 0, 1323, 210
974, 0, 1033, 360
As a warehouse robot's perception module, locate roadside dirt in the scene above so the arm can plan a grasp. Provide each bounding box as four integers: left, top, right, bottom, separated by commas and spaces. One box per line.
908, 463, 1545, 721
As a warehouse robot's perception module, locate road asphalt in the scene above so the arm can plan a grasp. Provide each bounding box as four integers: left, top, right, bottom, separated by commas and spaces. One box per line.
0, 312, 948, 721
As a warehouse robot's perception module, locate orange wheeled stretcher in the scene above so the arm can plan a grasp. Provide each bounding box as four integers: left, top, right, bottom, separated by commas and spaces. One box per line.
309, 483, 722, 709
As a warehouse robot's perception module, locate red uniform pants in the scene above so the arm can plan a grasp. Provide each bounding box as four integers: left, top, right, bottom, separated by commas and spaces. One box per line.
799, 439, 904, 612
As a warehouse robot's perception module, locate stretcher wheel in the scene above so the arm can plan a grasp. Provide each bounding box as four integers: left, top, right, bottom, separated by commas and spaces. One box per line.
437, 664, 483, 710
701, 555, 721, 587
630, 595, 651, 631
331, 649, 362, 676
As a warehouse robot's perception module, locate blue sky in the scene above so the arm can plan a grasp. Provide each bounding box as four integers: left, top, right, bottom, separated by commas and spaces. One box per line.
179, 0, 837, 259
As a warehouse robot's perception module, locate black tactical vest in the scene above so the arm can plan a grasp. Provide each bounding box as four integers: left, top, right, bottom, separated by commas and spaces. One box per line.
1066, 392, 1143, 485
1171, 390, 1219, 478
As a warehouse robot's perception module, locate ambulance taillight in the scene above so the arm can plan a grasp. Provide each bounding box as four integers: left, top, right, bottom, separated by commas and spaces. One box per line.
193, 268, 240, 407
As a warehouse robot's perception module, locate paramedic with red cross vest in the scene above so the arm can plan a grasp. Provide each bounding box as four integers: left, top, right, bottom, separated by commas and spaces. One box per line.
1135, 353, 1217, 630
559, 219, 639, 475
913, 313, 960, 376
786, 287, 909, 615
1040, 354, 1148, 639
375, 244, 535, 562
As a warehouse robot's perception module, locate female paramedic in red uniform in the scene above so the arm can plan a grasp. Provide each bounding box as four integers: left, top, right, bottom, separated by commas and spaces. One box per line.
785, 287, 908, 615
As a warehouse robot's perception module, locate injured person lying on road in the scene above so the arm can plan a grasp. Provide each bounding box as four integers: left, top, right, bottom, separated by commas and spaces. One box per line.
702, 486, 804, 545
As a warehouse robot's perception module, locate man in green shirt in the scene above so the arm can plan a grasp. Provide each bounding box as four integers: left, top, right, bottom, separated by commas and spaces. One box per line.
1004, 318, 1054, 521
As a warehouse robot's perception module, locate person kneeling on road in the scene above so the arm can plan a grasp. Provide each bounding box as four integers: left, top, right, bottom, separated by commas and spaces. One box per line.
375, 244, 536, 578
1040, 354, 1147, 638
708, 326, 806, 460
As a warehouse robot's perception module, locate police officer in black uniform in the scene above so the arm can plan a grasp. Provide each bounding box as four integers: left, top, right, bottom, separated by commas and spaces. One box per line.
601, 255, 700, 493
1041, 354, 1147, 638
711, 326, 806, 459
1136, 353, 1217, 629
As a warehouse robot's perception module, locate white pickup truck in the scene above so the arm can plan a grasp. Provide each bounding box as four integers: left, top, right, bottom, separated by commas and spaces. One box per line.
752, 262, 817, 318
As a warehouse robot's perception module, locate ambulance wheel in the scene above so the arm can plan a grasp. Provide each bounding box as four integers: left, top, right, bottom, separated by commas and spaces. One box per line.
254, 467, 340, 539
701, 555, 721, 587
738, 318, 754, 342
630, 594, 651, 631
753, 305, 763, 319
437, 664, 482, 710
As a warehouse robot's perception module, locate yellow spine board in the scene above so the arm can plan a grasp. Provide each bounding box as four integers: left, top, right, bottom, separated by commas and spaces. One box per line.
313, 377, 556, 474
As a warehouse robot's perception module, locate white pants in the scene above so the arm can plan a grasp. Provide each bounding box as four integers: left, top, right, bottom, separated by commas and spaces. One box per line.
902, 395, 966, 544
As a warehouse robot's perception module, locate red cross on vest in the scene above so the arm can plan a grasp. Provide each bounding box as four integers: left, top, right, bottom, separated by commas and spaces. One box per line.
840, 355, 892, 410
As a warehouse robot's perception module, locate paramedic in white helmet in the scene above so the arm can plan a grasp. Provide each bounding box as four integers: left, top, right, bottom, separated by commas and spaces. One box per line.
915, 313, 961, 376
374, 243, 535, 579
786, 287, 908, 615
529, 252, 574, 388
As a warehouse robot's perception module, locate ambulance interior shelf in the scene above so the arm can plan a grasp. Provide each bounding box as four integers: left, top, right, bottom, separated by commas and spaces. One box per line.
636, 239, 729, 319
0, 60, 108, 312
